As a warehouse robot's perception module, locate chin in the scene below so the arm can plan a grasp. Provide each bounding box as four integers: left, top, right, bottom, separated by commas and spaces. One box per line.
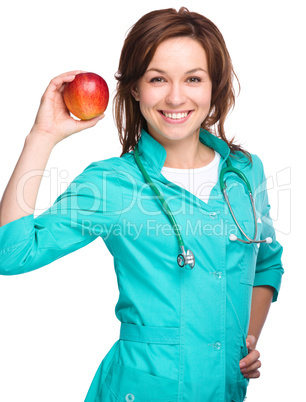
155, 129, 199, 143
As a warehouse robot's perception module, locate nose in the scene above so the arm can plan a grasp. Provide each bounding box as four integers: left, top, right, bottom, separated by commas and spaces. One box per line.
165, 83, 186, 105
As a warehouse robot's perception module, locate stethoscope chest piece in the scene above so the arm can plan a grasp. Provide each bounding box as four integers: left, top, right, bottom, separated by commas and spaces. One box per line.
177, 248, 195, 269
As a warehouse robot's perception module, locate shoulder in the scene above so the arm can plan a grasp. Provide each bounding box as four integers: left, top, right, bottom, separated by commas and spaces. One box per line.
76, 154, 133, 185
85, 151, 135, 171
229, 150, 264, 177
67, 153, 140, 200
82, 155, 130, 173
53, 156, 131, 209
228, 151, 267, 200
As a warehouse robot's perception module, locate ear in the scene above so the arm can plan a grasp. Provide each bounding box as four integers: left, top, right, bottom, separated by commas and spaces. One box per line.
131, 86, 140, 101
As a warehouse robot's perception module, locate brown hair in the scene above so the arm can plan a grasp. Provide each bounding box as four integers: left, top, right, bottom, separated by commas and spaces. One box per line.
113, 7, 252, 164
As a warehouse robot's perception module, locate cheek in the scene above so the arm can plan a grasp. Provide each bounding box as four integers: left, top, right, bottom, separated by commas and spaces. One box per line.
197, 90, 212, 109
139, 90, 160, 113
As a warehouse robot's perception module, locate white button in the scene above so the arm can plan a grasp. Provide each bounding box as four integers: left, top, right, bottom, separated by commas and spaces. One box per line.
125, 394, 135, 402
210, 271, 222, 280
214, 272, 222, 279
213, 342, 221, 350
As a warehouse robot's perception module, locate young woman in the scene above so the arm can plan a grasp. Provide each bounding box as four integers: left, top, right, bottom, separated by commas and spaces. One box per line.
0, 7, 284, 402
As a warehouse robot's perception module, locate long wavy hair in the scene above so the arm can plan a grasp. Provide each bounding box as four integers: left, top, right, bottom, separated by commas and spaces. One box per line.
113, 7, 252, 164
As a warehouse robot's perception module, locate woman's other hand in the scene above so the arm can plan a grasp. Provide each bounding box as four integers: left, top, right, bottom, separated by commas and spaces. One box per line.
30, 70, 105, 146
239, 334, 261, 379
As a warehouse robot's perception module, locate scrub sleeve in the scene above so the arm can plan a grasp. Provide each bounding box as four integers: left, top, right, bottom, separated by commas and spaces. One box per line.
0, 160, 122, 275
253, 158, 283, 302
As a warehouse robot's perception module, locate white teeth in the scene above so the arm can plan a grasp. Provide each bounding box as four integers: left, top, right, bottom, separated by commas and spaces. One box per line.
162, 112, 189, 119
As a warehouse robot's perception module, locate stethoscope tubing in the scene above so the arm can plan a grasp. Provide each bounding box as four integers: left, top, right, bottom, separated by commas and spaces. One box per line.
133, 144, 271, 269
134, 145, 194, 268
134, 145, 185, 248
223, 189, 263, 244
220, 161, 271, 245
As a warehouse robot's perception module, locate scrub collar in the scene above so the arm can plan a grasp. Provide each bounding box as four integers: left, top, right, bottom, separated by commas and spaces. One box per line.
136, 127, 231, 173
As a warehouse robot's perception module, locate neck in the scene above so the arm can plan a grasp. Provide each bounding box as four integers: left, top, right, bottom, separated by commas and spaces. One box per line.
154, 132, 215, 169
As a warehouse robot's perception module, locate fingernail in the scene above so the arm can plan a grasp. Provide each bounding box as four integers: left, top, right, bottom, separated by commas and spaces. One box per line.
246, 342, 250, 347
240, 361, 246, 368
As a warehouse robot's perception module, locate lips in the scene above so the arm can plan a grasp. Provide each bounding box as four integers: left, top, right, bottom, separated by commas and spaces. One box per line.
157, 109, 193, 124
159, 110, 192, 120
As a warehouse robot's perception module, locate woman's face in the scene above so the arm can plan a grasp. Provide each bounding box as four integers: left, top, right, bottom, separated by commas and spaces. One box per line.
133, 37, 212, 143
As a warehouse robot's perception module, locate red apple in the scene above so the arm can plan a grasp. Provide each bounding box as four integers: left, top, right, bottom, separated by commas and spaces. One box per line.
63, 72, 109, 120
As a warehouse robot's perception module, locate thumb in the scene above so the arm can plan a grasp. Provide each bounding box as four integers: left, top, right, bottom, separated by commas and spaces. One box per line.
75, 113, 105, 132
246, 334, 256, 350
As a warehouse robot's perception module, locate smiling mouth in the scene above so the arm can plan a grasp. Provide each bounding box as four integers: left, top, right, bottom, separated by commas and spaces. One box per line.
159, 110, 192, 120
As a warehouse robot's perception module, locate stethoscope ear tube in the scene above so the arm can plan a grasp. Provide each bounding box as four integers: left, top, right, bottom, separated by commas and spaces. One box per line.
222, 177, 272, 244
134, 145, 273, 270
229, 233, 272, 244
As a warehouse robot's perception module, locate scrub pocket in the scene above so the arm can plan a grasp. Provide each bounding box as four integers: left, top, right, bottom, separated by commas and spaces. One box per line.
100, 360, 178, 401
239, 219, 262, 285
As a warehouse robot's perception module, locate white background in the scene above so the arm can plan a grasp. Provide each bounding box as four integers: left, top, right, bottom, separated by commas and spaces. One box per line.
0, 0, 303, 400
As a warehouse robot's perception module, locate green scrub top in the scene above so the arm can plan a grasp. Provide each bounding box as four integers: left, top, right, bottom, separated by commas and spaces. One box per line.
0, 128, 284, 401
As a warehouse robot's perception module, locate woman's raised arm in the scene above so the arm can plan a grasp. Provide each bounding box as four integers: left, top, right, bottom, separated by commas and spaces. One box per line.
0, 70, 104, 227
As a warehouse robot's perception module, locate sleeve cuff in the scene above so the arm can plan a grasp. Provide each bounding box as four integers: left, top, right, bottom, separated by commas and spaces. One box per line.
253, 270, 283, 302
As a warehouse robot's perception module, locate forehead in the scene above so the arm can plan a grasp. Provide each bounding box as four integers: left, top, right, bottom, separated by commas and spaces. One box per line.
148, 37, 208, 67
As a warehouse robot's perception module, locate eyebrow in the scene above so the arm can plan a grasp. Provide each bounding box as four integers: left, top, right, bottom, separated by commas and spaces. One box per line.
145, 67, 208, 74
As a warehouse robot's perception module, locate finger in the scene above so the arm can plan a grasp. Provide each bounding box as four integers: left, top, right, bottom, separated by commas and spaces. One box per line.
57, 70, 84, 77
57, 71, 88, 94
41, 73, 80, 101
55, 70, 88, 80
243, 369, 260, 379
240, 349, 260, 368
50, 73, 78, 91
241, 359, 261, 374
74, 113, 105, 132
239, 350, 260, 372
58, 75, 78, 94
50, 70, 84, 89
43, 70, 90, 99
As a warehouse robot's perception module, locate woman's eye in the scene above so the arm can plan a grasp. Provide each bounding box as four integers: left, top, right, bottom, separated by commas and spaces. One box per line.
150, 77, 165, 83
149, 76, 201, 84
187, 77, 201, 83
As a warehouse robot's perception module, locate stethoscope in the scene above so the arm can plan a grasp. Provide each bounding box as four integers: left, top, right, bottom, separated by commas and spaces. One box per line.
133, 144, 272, 269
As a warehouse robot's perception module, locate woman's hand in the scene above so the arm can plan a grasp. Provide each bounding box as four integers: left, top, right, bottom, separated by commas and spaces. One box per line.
30, 70, 105, 146
239, 334, 261, 379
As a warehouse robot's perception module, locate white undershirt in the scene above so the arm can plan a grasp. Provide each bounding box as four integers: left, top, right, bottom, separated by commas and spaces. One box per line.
161, 151, 221, 203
